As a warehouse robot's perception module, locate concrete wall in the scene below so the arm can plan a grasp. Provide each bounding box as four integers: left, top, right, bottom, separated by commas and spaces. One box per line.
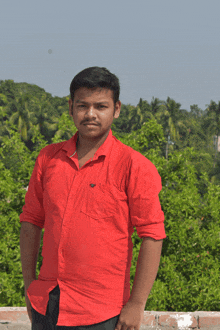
1, 307, 220, 329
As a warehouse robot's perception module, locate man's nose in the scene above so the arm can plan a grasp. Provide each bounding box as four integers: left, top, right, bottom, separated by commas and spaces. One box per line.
86, 106, 96, 116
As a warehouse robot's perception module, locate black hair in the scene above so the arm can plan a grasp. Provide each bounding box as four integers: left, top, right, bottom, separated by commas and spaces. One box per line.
70, 67, 120, 105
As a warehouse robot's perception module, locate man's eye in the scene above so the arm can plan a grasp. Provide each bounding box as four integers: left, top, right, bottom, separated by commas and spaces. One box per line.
98, 105, 106, 109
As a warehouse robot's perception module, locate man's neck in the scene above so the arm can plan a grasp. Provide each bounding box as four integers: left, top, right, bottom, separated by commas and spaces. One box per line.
76, 137, 99, 154
76, 129, 110, 154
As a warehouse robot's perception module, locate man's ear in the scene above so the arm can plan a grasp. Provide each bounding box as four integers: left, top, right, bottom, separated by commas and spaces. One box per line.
68, 99, 73, 116
114, 100, 121, 119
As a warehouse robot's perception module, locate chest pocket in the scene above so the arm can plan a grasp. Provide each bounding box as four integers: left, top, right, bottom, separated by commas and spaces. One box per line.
80, 183, 128, 220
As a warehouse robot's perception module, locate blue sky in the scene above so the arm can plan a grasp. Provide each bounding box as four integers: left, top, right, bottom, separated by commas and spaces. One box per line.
1, 0, 220, 111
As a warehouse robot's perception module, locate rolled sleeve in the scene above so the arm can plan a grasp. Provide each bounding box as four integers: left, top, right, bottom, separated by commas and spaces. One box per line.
20, 152, 45, 229
127, 153, 166, 240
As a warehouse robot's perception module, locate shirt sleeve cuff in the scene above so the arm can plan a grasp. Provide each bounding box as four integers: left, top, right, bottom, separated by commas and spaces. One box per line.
20, 213, 44, 229
136, 222, 166, 240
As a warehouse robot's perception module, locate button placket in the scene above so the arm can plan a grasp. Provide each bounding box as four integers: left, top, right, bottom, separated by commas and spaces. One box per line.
57, 171, 83, 276
57, 158, 104, 277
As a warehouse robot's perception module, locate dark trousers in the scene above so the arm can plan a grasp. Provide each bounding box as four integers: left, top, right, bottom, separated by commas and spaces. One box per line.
31, 285, 120, 330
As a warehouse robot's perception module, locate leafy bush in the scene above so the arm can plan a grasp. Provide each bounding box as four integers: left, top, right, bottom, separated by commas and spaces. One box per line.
144, 149, 220, 311
0, 126, 46, 306
125, 122, 220, 311
1, 120, 220, 312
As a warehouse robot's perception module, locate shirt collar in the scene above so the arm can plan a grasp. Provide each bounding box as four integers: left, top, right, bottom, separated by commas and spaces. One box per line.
62, 128, 113, 160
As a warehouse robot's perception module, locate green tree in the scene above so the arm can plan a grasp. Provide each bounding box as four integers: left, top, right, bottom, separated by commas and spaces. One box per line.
0, 127, 47, 306
52, 112, 77, 143
0, 80, 16, 101
113, 118, 166, 163
205, 101, 220, 168
127, 105, 144, 131
119, 124, 220, 312
150, 97, 162, 115
28, 94, 59, 146
0, 94, 9, 139
9, 93, 33, 141
128, 104, 154, 131
180, 112, 208, 152
156, 97, 186, 158
112, 104, 132, 134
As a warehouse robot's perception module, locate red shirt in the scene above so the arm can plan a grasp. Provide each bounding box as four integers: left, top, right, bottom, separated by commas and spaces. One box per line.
20, 128, 166, 327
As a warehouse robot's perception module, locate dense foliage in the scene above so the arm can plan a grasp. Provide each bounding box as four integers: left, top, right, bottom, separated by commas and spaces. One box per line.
0, 79, 220, 311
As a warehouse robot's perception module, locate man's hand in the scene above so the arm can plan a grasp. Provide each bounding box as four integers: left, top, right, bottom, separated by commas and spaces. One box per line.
20, 222, 42, 323
114, 238, 162, 330
115, 300, 145, 330
25, 289, 32, 323
24, 278, 35, 323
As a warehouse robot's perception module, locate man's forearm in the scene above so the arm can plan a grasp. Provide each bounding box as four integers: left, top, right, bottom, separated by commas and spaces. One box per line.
20, 222, 42, 285
129, 237, 163, 306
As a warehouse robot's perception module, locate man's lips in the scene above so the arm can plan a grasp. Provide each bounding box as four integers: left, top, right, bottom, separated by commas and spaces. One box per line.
83, 123, 99, 126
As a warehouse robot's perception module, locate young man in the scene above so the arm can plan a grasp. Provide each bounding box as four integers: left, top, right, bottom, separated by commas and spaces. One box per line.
20, 67, 166, 330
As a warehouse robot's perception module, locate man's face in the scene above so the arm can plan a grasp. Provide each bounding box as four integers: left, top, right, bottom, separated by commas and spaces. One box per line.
68, 87, 121, 141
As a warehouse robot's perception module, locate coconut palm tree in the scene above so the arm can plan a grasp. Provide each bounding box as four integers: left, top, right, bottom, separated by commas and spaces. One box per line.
0, 93, 8, 124
128, 103, 154, 132
9, 93, 33, 140
150, 97, 162, 115
0, 94, 10, 143
30, 94, 58, 142
52, 112, 77, 143
156, 97, 186, 158
204, 101, 220, 168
